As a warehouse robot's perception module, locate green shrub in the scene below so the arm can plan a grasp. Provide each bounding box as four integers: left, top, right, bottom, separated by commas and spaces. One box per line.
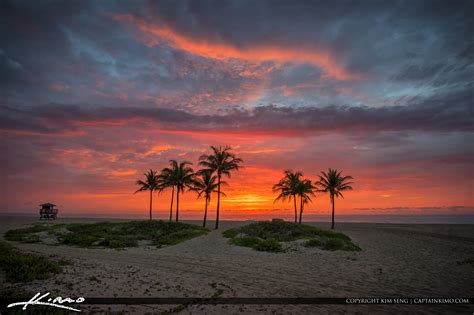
60, 233, 99, 247
24, 234, 41, 243
107, 239, 126, 248
323, 238, 345, 250
157, 229, 208, 246
231, 236, 261, 247
5, 225, 49, 242
305, 237, 325, 247
222, 228, 239, 238
320, 238, 361, 251
6, 220, 209, 249
0, 241, 64, 282
230, 236, 283, 252
223, 220, 361, 253
254, 238, 283, 252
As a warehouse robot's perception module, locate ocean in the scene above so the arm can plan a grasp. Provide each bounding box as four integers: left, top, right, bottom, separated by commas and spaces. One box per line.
1, 212, 473, 224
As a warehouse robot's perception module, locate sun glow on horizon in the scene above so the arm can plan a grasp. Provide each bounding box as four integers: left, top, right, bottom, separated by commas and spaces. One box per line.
1, 2, 472, 220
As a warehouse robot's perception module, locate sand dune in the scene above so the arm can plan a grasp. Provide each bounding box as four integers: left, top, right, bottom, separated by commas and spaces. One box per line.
1, 216, 473, 314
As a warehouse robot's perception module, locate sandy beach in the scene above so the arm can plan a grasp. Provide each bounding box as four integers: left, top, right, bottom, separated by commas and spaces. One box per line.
1, 215, 473, 314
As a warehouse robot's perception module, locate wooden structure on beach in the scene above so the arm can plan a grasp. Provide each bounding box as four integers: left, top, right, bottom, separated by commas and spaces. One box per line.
39, 203, 58, 220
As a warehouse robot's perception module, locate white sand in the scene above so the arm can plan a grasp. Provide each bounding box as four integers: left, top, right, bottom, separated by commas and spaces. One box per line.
1, 216, 473, 314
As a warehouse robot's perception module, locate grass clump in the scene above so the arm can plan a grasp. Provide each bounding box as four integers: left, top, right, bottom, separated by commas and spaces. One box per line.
5, 224, 50, 242
222, 228, 239, 238
304, 238, 324, 247
223, 220, 361, 253
158, 229, 208, 246
231, 236, 261, 248
5, 220, 208, 249
305, 237, 361, 251
229, 235, 284, 252
0, 241, 64, 282
254, 238, 283, 252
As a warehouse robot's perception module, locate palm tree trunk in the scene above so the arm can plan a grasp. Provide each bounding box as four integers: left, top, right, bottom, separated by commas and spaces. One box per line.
175, 187, 180, 222
149, 189, 153, 221
331, 194, 335, 229
169, 186, 174, 222
293, 194, 297, 223
215, 175, 221, 229
203, 197, 208, 228
299, 194, 303, 224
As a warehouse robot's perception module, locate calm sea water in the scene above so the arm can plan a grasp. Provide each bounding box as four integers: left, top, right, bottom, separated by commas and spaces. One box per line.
2, 213, 473, 224
301, 215, 474, 224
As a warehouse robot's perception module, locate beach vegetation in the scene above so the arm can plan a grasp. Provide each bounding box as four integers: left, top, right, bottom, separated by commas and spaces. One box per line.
0, 241, 66, 282
5, 221, 208, 249
223, 220, 360, 252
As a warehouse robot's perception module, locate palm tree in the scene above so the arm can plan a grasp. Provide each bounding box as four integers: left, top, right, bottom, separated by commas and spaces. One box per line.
191, 170, 224, 228
134, 169, 161, 220
317, 168, 354, 229
199, 146, 243, 229
296, 178, 315, 224
160, 161, 178, 222
168, 160, 194, 222
272, 170, 303, 223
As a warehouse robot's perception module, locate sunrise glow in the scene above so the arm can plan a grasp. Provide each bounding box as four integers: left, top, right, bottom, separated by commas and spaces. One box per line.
1, 1, 472, 221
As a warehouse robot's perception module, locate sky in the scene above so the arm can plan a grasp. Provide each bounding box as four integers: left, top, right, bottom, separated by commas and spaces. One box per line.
1, 0, 473, 220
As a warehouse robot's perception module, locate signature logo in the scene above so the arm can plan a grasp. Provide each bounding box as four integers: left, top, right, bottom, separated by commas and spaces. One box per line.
7, 292, 85, 312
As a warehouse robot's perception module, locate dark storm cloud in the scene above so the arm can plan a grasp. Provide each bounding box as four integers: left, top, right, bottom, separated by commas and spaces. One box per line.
1, 0, 473, 110
145, 0, 474, 71
1, 87, 472, 135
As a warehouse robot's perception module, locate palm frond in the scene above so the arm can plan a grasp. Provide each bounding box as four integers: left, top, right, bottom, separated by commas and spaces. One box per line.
134, 169, 160, 193
317, 168, 354, 199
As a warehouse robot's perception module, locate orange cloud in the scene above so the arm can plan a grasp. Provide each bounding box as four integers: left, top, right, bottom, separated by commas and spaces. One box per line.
113, 14, 359, 81
107, 169, 138, 177
144, 144, 172, 156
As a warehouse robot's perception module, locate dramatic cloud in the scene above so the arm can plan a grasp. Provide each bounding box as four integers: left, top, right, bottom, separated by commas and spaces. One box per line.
113, 14, 359, 81
0, 0, 472, 217
1, 90, 472, 135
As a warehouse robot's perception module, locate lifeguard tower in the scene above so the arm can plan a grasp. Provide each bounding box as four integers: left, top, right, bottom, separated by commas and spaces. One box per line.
39, 203, 58, 220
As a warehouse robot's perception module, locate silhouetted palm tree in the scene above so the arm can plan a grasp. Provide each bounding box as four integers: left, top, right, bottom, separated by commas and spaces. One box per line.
170, 160, 194, 222
317, 168, 354, 229
191, 170, 224, 228
134, 169, 161, 220
272, 170, 303, 223
296, 178, 315, 224
199, 146, 243, 229
160, 161, 178, 222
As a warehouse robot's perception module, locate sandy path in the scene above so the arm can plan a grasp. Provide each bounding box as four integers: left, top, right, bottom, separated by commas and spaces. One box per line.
1, 216, 473, 314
